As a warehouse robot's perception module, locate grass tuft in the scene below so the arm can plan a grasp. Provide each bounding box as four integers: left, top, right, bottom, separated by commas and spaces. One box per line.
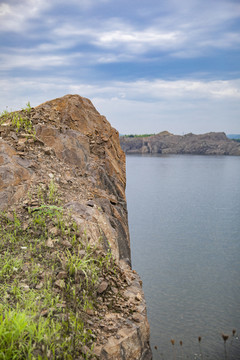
0, 103, 36, 138
0, 181, 117, 359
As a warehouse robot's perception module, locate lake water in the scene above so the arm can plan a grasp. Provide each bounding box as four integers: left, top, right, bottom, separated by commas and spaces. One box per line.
126, 155, 240, 360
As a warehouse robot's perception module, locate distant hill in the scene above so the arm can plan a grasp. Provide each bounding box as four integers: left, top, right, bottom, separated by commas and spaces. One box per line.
120, 131, 240, 156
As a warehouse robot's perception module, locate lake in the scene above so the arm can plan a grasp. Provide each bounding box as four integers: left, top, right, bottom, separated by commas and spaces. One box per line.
126, 155, 240, 360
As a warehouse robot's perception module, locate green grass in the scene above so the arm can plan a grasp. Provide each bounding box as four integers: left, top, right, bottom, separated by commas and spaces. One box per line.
0, 181, 116, 359
0, 103, 36, 138
122, 133, 155, 138
0, 309, 62, 360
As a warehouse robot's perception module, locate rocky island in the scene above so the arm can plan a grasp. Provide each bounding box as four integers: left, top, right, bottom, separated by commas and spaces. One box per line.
120, 131, 240, 156
0, 95, 152, 359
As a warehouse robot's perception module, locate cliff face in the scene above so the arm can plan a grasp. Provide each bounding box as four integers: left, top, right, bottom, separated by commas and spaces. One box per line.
0, 95, 152, 359
120, 131, 240, 156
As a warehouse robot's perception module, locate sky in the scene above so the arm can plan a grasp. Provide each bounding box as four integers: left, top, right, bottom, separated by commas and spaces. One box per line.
0, 0, 240, 135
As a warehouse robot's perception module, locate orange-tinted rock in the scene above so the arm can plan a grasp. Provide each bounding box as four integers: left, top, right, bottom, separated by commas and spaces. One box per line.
0, 94, 130, 262
33, 95, 130, 263
0, 94, 151, 360
0, 139, 33, 209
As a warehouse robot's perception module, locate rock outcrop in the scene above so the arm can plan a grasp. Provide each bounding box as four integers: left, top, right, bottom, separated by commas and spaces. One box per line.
0, 94, 152, 359
120, 131, 240, 156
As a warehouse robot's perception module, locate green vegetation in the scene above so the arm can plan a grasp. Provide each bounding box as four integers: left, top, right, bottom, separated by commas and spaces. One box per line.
0, 181, 116, 359
0, 102, 36, 138
122, 133, 155, 138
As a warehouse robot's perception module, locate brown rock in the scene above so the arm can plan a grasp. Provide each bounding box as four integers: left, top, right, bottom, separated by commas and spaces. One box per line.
36, 282, 44, 289
46, 238, 54, 248
0, 140, 33, 210
0, 95, 152, 360
111, 286, 118, 295
55, 279, 65, 289
18, 138, 27, 146
135, 293, 142, 302
50, 226, 59, 236
61, 240, 72, 248
19, 283, 30, 291
57, 271, 68, 279
97, 280, 109, 294
132, 313, 144, 323
86, 309, 94, 315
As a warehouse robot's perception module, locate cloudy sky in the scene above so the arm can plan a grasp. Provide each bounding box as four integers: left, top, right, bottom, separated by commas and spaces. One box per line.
0, 0, 240, 134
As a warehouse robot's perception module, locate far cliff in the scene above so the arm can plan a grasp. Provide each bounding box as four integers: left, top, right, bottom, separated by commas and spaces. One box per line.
120, 131, 240, 156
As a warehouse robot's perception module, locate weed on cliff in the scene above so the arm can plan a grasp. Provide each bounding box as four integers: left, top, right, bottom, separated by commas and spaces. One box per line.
0, 181, 117, 359
0, 102, 36, 138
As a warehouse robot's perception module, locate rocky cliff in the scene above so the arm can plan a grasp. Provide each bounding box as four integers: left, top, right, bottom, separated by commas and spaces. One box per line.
0, 95, 152, 359
120, 131, 240, 155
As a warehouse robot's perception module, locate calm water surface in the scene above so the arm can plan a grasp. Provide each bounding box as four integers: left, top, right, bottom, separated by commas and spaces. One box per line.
126, 155, 240, 360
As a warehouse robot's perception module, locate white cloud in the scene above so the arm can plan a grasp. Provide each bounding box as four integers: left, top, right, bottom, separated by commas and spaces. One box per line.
1, 77, 240, 107
0, 0, 50, 32
0, 76, 240, 134
93, 28, 182, 54
93, 95, 240, 135
55, 6, 240, 61
199, 32, 240, 49
0, 0, 239, 135
75, 78, 240, 101
0, 47, 87, 70
59, 0, 110, 9
96, 53, 134, 63
1, 0, 239, 70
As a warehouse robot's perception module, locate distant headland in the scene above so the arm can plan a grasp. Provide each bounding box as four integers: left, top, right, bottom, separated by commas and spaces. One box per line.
120, 131, 240, 156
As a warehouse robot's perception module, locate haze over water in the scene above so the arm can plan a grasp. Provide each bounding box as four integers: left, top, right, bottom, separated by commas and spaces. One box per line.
126, 154, 240, 360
